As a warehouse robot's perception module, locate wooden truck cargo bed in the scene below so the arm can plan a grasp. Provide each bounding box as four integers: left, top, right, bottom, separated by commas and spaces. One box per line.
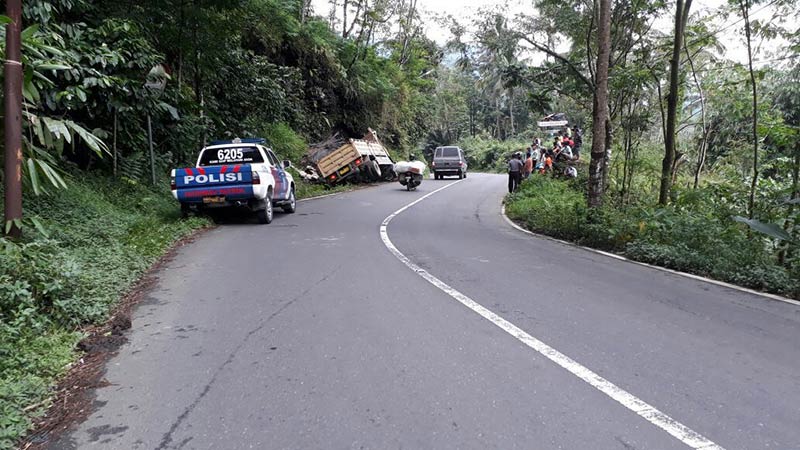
316, 143, 360, 178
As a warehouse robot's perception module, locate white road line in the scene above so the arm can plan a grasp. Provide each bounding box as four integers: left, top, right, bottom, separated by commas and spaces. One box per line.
379, 180, 724, 450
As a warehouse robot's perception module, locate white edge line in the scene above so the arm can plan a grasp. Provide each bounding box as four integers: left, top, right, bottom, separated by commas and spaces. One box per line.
380, 180, 724, 450
500, 205, 800, 307
297, 191, 341, 203
298, 182, 385, 203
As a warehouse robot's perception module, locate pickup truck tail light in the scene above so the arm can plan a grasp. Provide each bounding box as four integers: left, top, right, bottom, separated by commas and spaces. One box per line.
251, 171, 261, 185
431, 161, 436, 167
458, 161, 465, 167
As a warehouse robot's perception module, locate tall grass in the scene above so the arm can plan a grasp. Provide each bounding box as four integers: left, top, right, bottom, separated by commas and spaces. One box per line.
0, 174, 209, 448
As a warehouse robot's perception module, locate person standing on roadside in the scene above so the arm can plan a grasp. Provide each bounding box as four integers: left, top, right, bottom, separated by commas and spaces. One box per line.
573, 128, 583, 160
523, 150, 534, 179
508, 152, 524, 193
532, 144, 544, 174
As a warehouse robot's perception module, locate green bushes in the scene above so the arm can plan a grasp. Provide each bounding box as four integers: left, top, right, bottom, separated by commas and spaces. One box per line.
262, 122, 308, 163
0, 175, 209, 448
506, 176, 587, 240
506, 175, 800, 298
456, 135, 533, 172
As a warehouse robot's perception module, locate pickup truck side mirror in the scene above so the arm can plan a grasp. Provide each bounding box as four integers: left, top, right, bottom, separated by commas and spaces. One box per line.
282, 160, 292, 169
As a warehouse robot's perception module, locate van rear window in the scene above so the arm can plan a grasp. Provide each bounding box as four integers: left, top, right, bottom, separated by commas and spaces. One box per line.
437, 147, 460, 157
198, 146, 264, 166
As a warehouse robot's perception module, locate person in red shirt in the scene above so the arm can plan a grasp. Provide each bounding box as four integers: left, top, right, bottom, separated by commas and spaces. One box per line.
523, 150, 534, 179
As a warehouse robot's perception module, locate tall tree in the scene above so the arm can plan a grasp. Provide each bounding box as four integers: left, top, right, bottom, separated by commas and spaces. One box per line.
738, 0, 759, 219
588, 0, 611, 207
3, 0, 23, 238
659, 0, 693, 205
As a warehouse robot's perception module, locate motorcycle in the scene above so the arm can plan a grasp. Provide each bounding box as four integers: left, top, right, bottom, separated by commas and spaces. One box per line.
394, 160, 426, 191
399, 171, 423, 191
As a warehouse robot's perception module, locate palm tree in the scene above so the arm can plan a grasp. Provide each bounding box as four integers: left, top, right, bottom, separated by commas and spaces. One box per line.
474, 13, 520, 139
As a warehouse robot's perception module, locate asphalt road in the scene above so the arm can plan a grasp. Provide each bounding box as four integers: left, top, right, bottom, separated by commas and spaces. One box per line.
50, 173, 800, 450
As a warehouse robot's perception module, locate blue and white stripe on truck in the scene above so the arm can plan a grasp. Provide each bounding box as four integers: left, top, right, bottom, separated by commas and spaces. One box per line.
175, 165, 254, 203
271, 166, 289, 199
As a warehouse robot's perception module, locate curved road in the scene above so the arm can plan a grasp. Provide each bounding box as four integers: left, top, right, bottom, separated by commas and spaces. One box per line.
52, 173, 800, 449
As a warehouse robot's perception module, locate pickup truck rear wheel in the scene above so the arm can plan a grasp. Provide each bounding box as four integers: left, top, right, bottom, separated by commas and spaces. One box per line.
283, 188, 296, 213
257, 197, 273, 224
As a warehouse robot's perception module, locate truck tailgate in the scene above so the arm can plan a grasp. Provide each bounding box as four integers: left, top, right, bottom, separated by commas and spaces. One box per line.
317, 143, 360, 178
175, 165, 254, 203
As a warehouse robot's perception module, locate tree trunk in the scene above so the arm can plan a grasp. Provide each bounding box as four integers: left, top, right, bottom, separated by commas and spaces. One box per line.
509, 89, 515, 136
588, 0, 612, 208
659, 0, 693, 205
113, 109, 118, 178
147, 114, 156, 185
602, 115, 612, 191
176, 0, 184, 100
342, 0, 348, 37
739, 0, 759, 220
3, 0, 23, 238
192, 0, 206, 147
328, 0, 337, 29
469, 97, 475, 137
442, 95, 451, 143
621, 103, 633, 205
684, 42, 708, 189
495, 97, 501, 139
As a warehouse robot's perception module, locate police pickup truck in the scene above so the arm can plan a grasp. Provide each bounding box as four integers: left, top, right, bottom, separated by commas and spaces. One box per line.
171, 138, 295, 224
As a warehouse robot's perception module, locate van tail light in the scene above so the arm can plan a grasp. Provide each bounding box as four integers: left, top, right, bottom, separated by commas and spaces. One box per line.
170, 176, 176, 190
252, 171, 261, 185
355, 158, 362, 166
458, 161, 465, 166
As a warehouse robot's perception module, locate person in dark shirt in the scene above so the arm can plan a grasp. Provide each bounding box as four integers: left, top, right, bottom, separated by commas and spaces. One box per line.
573, 128, 583, 160
508, 152, 524, 193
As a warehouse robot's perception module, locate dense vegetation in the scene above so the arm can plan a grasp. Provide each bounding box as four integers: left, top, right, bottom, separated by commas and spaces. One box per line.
506, 166, 799, 298
425, 1, 799, 295
0, 0, 442, 446
0, 0, 799, 446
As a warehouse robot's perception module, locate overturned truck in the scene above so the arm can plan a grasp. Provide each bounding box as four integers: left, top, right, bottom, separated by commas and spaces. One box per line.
304, 129, 395, 185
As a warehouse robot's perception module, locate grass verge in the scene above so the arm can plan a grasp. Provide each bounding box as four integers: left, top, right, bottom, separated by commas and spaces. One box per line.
0, 174, 210, 449
505, 175, 800, 299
